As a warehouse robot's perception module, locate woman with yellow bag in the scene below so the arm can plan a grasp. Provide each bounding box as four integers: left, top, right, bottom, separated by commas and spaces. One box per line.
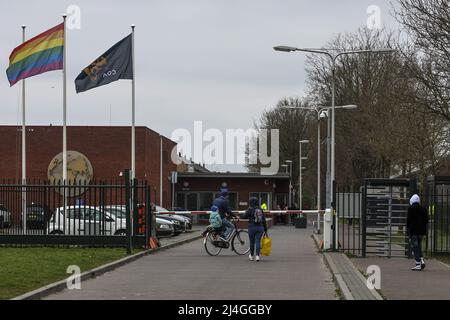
245, 197, 268, 261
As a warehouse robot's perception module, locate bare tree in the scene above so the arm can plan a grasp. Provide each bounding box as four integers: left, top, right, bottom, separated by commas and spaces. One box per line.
305, 28, 448, 186
246, 97, 316, 206
393, 0, 450, 121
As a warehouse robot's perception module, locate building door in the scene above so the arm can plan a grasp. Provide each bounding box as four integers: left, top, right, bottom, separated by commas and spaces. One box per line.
249, 192, 271, 209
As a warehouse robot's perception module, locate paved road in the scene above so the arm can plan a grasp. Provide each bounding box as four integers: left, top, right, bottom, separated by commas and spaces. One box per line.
46, 226, 336, 300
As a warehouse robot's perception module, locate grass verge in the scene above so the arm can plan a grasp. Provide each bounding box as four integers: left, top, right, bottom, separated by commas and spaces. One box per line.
0, 247, 141, 299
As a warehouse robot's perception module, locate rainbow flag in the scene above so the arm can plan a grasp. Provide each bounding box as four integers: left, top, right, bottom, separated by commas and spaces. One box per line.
6, 23, 64, 86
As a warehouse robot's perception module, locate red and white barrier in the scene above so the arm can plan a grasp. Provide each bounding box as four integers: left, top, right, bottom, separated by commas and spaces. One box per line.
158, 210, 326, 215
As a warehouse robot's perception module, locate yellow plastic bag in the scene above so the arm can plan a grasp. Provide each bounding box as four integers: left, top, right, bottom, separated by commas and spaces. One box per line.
260, 234, 272, 256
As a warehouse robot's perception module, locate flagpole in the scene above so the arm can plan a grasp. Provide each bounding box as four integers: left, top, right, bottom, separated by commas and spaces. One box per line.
62, 15, 67, 184
21, 25, 27, 233
62, 14, 68, 211
131, 24, 136, 179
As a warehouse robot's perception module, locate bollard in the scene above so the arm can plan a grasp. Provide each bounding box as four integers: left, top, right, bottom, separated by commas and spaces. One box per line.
323, 208, 332, 250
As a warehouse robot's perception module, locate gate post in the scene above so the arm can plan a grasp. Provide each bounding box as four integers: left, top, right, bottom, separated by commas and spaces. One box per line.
144, 184, 152, 249
362, 181, 367, 258
332, 180, 337, 251
124, 169, 132, 254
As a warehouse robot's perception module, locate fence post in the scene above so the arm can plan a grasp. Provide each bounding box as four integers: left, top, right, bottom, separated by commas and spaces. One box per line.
132, 178, 138, 246
124, 169, 132, 254
332, 180, 336, 251
362, 181, 367, 258
144, 184, 150, 249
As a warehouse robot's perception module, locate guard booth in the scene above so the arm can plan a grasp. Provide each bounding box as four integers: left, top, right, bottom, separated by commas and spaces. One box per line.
362, 179, 415, 258
426, 176, 450, 255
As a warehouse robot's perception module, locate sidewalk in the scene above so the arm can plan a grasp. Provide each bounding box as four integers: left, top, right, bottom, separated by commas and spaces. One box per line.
312, 234, 382, 300
314, 232, 450, 300
351, 257, 450, 300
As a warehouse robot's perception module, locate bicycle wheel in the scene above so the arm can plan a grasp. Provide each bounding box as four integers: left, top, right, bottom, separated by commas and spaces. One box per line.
204, 231, 222, 256
232, 229, 250, 255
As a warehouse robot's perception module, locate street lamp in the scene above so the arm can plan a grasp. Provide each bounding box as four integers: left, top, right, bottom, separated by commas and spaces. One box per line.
274, 45, 395, 248
299, 140, 309, 211
285, 160, 293, 208
282, 104, 357, 232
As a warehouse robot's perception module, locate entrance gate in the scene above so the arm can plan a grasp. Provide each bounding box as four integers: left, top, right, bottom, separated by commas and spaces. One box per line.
362, 179, 415, 257
336, 178, 416, 257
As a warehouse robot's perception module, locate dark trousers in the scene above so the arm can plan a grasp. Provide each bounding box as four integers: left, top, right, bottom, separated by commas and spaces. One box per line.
248, 224, 265, 256
410, 235, 423, 263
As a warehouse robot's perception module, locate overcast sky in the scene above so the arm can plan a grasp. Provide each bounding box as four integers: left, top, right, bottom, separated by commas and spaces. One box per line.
0, 0, 400, 171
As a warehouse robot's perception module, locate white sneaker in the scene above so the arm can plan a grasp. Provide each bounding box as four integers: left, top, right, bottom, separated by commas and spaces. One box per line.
411, 263, 422, 271
255, 255, 260, 262
248, 254, 253, 261
421, 258, 426, 270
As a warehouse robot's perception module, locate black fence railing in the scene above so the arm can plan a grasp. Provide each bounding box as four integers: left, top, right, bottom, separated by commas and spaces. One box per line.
427, 186, 450, 255
0, 178, 153, 247
335, 177, 450, 257
335, 185, 363, 256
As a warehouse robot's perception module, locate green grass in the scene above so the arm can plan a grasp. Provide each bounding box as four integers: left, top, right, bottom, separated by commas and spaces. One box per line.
0, 247, 141, 299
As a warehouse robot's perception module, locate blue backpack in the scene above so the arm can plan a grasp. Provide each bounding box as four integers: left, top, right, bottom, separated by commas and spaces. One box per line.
209, 211, 222, 228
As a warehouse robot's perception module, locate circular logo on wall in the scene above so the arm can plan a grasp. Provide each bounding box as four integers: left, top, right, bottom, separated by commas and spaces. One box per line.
47, 151, 93, 195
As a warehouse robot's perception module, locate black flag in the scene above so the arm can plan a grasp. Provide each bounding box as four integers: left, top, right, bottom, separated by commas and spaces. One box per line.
75, 34, 133, 93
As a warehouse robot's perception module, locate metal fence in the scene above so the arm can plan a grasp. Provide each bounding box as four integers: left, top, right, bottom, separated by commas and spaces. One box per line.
335, 177, 450, 257
426, 176, 450, 255
0, 178, 152, 247
335, 185, 363, 256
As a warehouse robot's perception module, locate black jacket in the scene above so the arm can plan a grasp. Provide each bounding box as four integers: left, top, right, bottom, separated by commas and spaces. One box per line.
407, 203, 429, 236
245, 197, 267, 232
212, 196, 233, 219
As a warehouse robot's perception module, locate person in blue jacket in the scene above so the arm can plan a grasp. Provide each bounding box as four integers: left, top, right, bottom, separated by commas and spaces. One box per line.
212, 188, 239, 241
245, 197, 268, 261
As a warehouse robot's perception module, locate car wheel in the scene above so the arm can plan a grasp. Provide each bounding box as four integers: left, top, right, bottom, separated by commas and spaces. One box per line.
49, 230, 64, 235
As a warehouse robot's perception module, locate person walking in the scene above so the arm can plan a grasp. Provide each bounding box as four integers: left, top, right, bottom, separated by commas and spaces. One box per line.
245, 197, 267, 261
407, 194, 429, 271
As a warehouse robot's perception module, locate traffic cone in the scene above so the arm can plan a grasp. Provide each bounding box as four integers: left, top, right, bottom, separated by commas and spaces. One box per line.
149, 237, 160, 249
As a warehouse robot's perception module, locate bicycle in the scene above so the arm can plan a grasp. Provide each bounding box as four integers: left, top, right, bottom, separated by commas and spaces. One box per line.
203, 219, 250, 256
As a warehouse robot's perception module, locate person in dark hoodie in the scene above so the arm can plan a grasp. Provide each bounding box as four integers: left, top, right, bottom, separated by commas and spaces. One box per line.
245, 197, 268, 261
213, 188, 239, 241
407, 194, 429, 271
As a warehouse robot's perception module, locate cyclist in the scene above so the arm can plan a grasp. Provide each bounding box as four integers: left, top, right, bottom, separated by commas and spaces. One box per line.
213, 188, 239, 241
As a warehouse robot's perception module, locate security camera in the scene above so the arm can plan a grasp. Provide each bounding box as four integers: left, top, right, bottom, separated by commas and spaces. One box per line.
319, 110, 328, 119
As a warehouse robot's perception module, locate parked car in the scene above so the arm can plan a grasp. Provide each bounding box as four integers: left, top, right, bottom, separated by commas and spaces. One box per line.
155, 218, 175, 237
154, 205, 192, 233
47, 206, 126, 236
169, 207, 193, 221
103, 205, 175, 238
0, 204, 11, 228
21, 204, 54, 230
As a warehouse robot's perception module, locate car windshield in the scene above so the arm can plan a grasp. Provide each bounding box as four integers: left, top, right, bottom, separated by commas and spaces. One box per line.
105, 207, 126, 219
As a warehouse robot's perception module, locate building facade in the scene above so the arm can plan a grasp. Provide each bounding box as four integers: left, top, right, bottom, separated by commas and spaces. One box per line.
0, 125, 177, 209
174, 172, 290, 223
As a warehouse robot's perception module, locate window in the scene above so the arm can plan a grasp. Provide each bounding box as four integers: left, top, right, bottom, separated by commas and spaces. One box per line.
249, 192, 271, 209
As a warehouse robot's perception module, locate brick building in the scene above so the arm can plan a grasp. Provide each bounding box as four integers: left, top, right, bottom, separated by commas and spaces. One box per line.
174, 172, 290, 223
0, 125, 177, 209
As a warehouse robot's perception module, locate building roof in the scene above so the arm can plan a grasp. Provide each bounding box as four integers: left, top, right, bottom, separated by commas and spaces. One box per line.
178, 172, 290, 179
0, 125, 176, 144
